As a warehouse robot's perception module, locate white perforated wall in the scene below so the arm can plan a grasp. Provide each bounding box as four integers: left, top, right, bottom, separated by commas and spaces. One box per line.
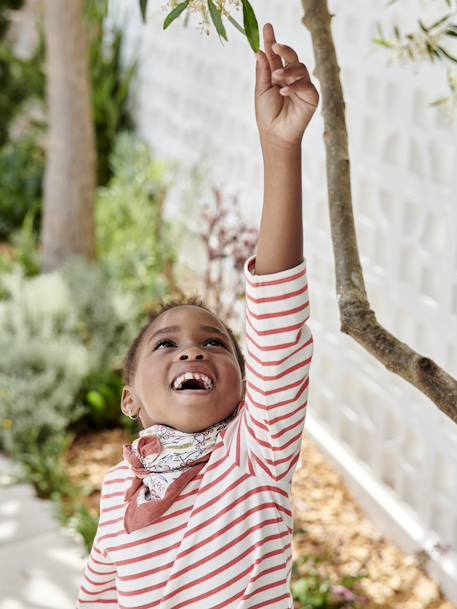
108, 0, 457, 600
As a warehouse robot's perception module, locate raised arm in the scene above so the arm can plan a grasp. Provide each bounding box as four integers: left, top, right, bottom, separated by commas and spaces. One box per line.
254, 23, 319, 275
220, 25, 319, 485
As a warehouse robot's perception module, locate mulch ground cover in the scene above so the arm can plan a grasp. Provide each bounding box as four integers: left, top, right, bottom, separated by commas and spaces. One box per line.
63, 428, 456, 609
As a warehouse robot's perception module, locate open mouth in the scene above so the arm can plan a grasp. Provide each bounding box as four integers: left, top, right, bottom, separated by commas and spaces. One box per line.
171, 372, 215, 393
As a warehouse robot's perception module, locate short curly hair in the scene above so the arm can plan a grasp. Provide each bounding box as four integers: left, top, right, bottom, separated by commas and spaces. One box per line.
123, 295, 245, 387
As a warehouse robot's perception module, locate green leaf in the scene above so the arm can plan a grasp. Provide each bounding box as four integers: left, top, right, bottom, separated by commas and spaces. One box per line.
207, 0, 228, 41
227, 14, 246, 36
430, 96, 450, 106
291, 577, 309, 600
418, 19, 429, 33
341, 574, 366, 588
437, 45, 457, 63
425, 41, 438, 62
163, 0, 190, 30
241, 0, 259, 52
445, 30, 457, 38
372, 37, 395, 49
87, 391, 105, 410
139, 0, 148, 23
427, 13, 451, 31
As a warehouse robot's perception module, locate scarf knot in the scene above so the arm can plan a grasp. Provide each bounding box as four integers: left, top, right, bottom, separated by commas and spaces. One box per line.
122, 401, 243, 533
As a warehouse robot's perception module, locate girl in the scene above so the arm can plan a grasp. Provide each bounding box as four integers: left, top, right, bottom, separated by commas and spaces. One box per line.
77, 21, 319, 609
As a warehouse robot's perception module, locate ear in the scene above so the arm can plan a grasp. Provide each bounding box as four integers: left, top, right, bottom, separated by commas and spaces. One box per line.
121, 385, 140, 418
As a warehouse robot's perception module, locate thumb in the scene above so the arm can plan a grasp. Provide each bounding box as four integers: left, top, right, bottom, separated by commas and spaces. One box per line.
255, 50, 271, 96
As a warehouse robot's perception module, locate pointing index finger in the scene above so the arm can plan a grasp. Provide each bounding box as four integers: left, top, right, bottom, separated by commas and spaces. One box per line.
263, 22, 283, 73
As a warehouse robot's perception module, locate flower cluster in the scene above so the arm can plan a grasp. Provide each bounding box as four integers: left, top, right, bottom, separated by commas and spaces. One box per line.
161, 0, 242, 35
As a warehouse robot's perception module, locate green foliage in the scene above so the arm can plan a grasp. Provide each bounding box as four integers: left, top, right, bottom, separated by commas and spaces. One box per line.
0, 27, 46, 238
0, 4, 137, 241
96, 131, 179, 304
0, 0, 24, 38
0, 132, 178, 446
8, 428, 77, 499
67, 504, 100, 553
76, 371, 141, 437
292, 575, 332, 608
139, 0, 148, 22
77, 368, 125, 431
8, 207, 41, 277
240, 0, 259, 51
0, 256, 143, 453
0, 7, 45, 210
374, 16, 457, 64
0, 0, 41, 146
143, 0, 259, 52
0, 137, 44, 240
89, 25, 138, 185
7, 425, 100, 553
0, 208, 41, 280
163, 0, 189, 30
374, 3, 457, 110
291, 554, 367, 609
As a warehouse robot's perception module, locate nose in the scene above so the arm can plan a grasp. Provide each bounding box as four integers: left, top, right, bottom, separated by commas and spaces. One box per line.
178, 346, 206, 361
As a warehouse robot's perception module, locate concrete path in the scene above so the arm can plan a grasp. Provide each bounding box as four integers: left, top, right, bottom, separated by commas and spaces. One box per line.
0, 453, 87, 609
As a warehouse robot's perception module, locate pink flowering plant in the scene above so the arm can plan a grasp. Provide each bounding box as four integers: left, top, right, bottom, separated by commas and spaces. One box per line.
199, 185, 257, 328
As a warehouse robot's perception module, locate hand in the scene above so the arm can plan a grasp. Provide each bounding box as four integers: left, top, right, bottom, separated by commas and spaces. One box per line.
255, 23, 319, 149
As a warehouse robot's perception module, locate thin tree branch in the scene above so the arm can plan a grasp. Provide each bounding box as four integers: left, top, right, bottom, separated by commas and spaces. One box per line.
301, 0, 457, 424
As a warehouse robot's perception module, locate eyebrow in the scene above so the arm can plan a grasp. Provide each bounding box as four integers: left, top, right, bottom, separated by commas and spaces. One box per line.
147, 324, 227, 345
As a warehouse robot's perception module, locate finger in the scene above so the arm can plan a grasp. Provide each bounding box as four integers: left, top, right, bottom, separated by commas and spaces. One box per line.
272, 63, 312, 86
279, 79, 320, 109
271, 42, 300, 68
263, 22, 283, 73
255, 49, 273, 96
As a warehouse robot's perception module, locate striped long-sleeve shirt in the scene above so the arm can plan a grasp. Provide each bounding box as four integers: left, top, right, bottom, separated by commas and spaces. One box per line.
76, 254, 314, 609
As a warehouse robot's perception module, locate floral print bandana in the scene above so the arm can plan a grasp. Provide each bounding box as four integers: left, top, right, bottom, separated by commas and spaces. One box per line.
122, 401, 243, 533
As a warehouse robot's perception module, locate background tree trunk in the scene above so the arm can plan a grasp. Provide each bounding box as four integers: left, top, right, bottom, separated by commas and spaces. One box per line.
41, 0, 96, 271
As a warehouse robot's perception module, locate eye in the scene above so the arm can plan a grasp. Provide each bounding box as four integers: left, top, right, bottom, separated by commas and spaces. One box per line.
205, 338, 227, 348
154, 339, 176, 350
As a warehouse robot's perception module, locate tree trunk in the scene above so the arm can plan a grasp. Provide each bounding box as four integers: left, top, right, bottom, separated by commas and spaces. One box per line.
41, 0, 97, 271
301, 0, 457, 424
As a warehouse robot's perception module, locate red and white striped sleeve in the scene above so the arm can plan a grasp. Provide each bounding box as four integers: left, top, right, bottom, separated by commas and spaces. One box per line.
76, 477, 118, 607
226, 254, 313, 488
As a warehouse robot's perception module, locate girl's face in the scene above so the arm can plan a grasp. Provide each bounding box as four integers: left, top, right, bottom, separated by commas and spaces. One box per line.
121, 305, 244, 433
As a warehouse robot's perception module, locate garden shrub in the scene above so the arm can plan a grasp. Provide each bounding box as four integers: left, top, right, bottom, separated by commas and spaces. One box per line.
0, 10, 137, 241
96, 131, 179, 304
0, 136, 44, 241
0, 256, 143, 453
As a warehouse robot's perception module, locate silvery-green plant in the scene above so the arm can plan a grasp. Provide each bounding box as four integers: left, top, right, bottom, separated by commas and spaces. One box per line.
0, 257, 142, 453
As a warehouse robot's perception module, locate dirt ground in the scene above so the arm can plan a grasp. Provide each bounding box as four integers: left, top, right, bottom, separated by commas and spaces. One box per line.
63, 428, 456, 609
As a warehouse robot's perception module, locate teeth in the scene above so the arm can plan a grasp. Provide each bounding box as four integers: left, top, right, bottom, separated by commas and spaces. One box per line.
172, 372, 214, 390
